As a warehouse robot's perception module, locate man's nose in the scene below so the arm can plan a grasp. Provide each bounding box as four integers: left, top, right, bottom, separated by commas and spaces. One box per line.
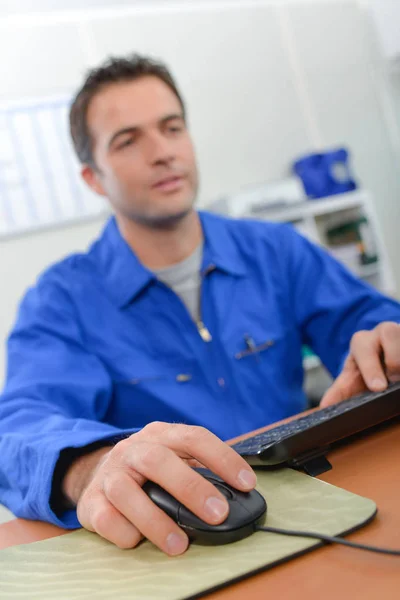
146, 132, 176, 166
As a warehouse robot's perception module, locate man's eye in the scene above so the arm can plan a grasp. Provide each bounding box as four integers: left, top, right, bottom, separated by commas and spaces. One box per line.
118, 138, 135, 149
168, 126, 183, 133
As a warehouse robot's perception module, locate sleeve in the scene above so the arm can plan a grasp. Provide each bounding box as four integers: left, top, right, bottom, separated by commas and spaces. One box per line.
0, 273, 138, 529
282, 224, 400, 377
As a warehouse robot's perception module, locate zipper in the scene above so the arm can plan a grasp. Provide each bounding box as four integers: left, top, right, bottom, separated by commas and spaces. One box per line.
196, 264, 215, 343
197, 321, 212, 342
155, 266, 214, 343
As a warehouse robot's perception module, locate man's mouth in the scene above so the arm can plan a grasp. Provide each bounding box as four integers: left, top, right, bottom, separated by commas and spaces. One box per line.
152, 175, 185, 192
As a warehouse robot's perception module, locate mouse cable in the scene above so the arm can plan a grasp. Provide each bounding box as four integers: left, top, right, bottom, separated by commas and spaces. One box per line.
255, 525, 400, 556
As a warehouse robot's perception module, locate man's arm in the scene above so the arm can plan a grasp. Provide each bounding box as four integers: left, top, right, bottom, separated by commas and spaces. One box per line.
0, 274, 138, 529
0, 272, 257, 555
61, 446, 112, 507
281, 224, 400, 396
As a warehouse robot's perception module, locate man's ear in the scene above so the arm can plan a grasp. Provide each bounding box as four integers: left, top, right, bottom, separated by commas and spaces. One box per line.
81, 164, 107, 197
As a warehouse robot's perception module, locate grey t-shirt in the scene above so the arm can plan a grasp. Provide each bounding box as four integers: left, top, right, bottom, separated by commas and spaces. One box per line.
153, 243, 203, 322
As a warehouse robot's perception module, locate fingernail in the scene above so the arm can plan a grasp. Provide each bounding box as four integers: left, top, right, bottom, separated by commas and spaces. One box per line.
389, 374, 400, 383
238, 469, 257, 490
205, 496, 228, 521
371, 378, 387, 390
166, 533, 188, 555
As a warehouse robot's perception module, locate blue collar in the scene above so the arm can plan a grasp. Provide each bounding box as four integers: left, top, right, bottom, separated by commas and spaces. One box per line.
93, 212, 246, 308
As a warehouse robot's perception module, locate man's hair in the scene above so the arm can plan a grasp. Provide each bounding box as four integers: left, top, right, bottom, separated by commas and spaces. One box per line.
69, 53, 186, 166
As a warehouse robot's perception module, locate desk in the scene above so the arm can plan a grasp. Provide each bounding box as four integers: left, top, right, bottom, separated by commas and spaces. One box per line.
1, 420, 400, 599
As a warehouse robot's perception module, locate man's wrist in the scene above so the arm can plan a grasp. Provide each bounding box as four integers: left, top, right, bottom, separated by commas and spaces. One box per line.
62, 446, 111, 507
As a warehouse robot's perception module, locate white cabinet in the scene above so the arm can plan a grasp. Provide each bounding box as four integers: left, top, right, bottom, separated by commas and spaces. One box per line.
243, 189, 396, 376
248, 189, 395, 298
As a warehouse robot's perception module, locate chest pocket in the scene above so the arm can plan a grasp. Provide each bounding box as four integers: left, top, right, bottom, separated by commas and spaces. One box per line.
234, 337, 275, 361
228, 324, 306, 426
232, 325, 302, 378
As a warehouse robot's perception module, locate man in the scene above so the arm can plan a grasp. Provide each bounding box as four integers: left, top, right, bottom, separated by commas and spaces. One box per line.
1, 54, 400, 557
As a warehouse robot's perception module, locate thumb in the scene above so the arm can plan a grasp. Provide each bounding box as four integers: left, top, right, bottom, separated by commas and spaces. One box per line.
320, 357, 365, 408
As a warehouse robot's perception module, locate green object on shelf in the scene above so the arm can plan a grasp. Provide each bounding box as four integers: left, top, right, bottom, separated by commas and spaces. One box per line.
358, 217, 379, 265
327, 217, 378, 266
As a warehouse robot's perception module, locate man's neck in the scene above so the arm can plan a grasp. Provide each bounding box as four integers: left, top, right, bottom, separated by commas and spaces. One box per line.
116, 210, 203, 269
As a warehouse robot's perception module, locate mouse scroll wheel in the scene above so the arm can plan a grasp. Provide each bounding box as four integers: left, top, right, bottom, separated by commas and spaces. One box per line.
214, 483, 234, 500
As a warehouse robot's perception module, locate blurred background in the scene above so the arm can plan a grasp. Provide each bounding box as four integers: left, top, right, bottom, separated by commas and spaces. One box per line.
0, 0, 399, 401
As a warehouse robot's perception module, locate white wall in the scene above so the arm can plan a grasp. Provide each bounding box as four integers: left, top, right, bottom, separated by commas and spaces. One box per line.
389, 70, 400, 137
0, 0, 358, 15
369, 0, 400, 60
1, 0, 400, 384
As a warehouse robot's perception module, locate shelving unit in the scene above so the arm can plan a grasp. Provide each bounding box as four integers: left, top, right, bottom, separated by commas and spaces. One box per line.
249, 189, 396, 298
250, 190, 365, 222
244, 189, 396, 374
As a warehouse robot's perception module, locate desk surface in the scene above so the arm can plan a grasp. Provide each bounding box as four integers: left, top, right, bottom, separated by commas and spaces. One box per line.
1, 420, 400, 600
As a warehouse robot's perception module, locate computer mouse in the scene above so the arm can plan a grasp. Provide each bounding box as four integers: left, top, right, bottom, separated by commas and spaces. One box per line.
142, 468, 267, 545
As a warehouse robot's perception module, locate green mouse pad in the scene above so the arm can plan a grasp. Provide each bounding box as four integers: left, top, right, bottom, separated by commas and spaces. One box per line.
0, 468, 377, 600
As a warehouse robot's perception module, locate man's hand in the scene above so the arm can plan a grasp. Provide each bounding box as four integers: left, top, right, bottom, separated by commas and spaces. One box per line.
62, 422, 256, 556
320, 321, 400, 408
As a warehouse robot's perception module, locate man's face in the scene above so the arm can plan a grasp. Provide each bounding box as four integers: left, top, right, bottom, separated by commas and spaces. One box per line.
83, 76, 199, 228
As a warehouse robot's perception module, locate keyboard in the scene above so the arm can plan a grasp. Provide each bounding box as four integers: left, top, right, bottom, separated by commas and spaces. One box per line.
231, 381, 400, 467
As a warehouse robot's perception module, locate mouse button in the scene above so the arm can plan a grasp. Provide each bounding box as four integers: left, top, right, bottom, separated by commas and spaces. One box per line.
213, 482, 235, 500
237, 490, 267, 518
177, 505, 211, 531
228, 500, 260, 524
250, 490, 267, 513
178, 504, 239, 532
239, 490, 267, 516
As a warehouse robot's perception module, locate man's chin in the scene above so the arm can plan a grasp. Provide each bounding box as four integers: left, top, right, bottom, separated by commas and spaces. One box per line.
126, 206, 194, 230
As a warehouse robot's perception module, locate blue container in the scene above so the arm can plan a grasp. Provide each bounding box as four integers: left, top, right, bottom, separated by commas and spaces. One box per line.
293, 148, 357, 199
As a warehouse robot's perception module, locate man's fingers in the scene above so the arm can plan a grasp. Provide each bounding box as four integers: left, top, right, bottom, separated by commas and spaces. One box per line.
103, 470, 189, 556
185, 458, 206, 469
322, 323, 400, 408
76, 423, 259, 555
140, 422, 257, 492
77, 493, 143, 549
320, 356, 366, 407
350, 330, 387, 391
125, 441, 230, 525
379, 322, 400, 382
320, 376, 346, 408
